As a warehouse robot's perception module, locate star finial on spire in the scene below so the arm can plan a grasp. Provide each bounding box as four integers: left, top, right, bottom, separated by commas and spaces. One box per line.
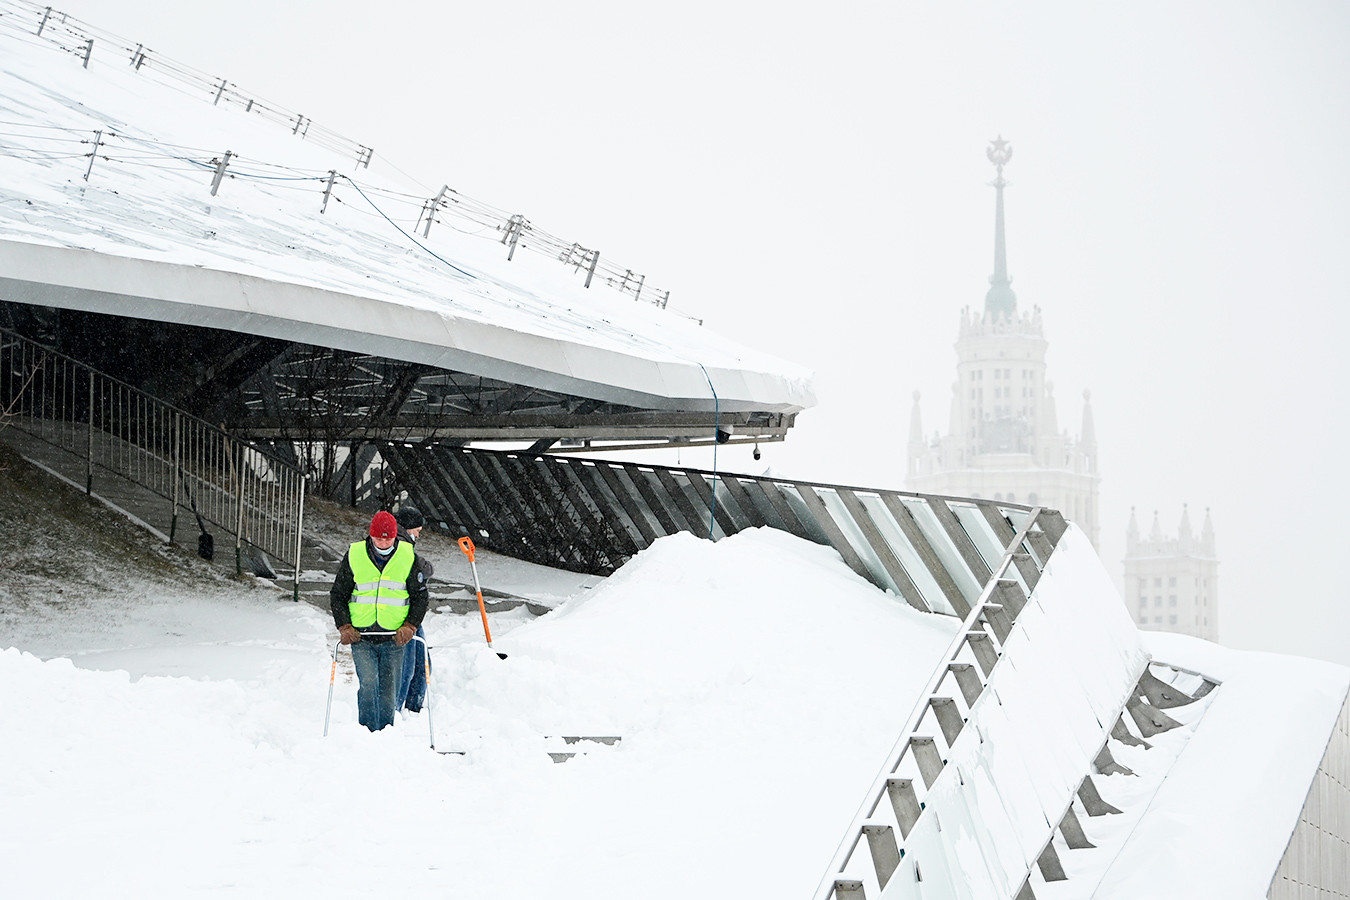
987, 135, 1013, 172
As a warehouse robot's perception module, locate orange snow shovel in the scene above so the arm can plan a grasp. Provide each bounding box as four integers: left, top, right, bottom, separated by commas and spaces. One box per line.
458, 537, 507, 659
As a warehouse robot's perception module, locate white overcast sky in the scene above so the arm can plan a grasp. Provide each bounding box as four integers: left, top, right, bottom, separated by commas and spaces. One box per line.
50, 0, 1350, 666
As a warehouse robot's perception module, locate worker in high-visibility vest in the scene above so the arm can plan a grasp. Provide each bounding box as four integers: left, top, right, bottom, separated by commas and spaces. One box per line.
330, 510, 430, 731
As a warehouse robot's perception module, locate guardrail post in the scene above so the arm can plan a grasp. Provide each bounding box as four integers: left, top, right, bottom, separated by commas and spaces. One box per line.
1036, 842, 1068, 881
909, 736, 944, 789
170, 412, 180, 543
992, 578, 1027, 617
862, 824, 902, 888
292, 478, 305, 602
831, 880, 865, 900
949, 663, 984, 707
232, 438, 244, 576
983, 602, 1013, 642
1012, 551, 1041, 590
885, 777, 922, 838
1077, 776, 1122, 816
965, 630, 999, 677
85, 368, 93, 494
1058, 806, 1095, 849
929, 696, 965, 746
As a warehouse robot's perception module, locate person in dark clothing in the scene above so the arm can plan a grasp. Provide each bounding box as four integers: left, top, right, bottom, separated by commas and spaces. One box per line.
330, 510, 430, 731
395, 505, 432, 713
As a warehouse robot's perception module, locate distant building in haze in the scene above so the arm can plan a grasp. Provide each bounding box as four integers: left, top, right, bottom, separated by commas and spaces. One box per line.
1122, 506, 1219, 641
907, 137, 1100, 549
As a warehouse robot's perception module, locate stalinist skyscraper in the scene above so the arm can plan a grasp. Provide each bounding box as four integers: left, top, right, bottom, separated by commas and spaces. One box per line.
907, 138, 1100, 549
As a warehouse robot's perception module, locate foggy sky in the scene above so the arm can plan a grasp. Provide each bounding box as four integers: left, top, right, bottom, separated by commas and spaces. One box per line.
48, 1, 1350, 666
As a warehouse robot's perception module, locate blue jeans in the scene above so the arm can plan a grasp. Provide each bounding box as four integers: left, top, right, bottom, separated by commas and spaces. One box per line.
350, 639, 403, 731
397, 625, 427, 713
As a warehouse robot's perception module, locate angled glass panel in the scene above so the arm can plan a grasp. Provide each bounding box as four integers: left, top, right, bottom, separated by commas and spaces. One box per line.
897, 497, 984, 606
1001, 506, 1033, 536
817, 488, 897, 594
766, 481, 830, 544
860, 494, 954, 616
952, 502, 1007, 574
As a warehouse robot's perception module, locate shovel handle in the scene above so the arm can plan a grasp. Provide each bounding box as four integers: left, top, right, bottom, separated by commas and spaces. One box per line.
457, 536, 476, 561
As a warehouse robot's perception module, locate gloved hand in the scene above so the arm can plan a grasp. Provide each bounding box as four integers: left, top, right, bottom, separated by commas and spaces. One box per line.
338, 624, 361, 645
394, 624, 417, 646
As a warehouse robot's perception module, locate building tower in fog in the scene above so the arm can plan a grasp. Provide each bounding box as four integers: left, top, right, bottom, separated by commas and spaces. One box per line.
907, 138, 1100, 548
1122, 506, 1218, 641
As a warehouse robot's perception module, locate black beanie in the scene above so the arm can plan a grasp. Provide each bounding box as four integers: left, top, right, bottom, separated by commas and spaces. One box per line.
396, 506, 426, 530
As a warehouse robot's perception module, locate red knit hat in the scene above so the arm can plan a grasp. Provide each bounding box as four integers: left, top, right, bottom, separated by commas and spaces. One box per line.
369, 511, 398, 540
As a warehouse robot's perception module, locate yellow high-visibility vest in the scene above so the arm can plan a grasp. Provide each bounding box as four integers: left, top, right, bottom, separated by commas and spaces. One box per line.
347, 540, 414, 630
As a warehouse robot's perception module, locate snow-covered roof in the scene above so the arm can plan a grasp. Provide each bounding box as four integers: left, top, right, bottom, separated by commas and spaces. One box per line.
0, 2, 814, 417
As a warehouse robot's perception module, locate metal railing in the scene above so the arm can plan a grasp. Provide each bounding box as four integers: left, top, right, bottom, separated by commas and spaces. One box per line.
0, 326, 306, 589
373, 442, 1056, 617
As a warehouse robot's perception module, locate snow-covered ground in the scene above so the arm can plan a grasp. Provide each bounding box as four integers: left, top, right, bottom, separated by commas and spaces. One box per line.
1, 477, 960, 897
1, 440, 1346, 898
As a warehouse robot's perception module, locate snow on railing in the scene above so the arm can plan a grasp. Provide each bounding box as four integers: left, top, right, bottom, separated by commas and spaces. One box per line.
811, 517, 1150, 900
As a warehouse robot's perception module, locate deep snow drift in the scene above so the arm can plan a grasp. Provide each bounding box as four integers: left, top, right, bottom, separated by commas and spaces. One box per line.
2, 525, 960, 898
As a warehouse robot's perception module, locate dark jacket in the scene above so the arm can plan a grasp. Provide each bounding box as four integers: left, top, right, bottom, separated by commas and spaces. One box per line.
397, 525, 435, 581
330, 536, 429, 640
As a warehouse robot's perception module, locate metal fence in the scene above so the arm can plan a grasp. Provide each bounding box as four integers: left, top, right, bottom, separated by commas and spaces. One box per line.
0, 326, 306, 587
373, 442, 1067, 618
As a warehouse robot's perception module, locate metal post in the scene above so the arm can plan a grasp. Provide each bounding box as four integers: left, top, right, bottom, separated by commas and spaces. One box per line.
503, 214, 524, 260
584, 249, 599, 288
170, 412, 180, 543
292, 476, 305, 602
210, 151, 233, 196
37, 7, 52, 37
233, 438, 245, 576
85, 368, 93, 494
83, 130, 102, 182
213, 78, 227, 105
321, 170, 336, 214
81, 39, 93, 69
422, 186, 448, 238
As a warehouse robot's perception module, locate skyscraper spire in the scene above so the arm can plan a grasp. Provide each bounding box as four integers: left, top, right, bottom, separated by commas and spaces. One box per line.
985, 136, 1017, 321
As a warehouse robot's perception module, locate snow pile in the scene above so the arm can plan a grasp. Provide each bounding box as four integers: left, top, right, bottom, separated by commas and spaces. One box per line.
1092, 632, 1349, 900
1, 526, 958, 899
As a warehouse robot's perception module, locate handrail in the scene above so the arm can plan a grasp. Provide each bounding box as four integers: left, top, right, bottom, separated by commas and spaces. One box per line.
0, 325, 306, 592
